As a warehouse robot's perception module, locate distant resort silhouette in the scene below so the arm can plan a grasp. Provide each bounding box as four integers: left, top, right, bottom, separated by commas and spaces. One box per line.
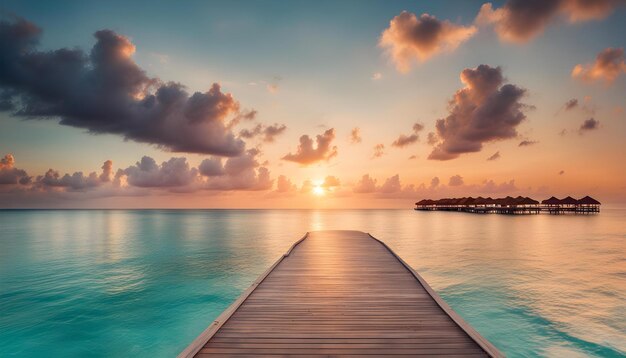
415, 196, 601, 215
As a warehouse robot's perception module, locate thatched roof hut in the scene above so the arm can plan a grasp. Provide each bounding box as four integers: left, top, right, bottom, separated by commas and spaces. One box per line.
484, 197, 496, 205
577, 196, 600, 205
560, 196, 578, 205
520, 197, 539, 205
541, 196, 560, 205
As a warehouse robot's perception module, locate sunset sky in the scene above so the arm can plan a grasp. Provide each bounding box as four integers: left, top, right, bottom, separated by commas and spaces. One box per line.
1, 0, 625, 208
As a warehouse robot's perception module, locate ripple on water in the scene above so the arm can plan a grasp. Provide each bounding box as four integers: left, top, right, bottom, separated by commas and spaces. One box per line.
0, 208, 624, 357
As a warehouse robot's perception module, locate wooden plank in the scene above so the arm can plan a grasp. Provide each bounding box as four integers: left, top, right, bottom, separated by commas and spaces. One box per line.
177, 233, 308, 358
369, 233, 504, 357
179, 230, 503, 357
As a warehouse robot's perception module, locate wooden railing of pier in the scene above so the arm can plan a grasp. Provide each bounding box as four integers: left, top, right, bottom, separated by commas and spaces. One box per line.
179, 230, 503, 357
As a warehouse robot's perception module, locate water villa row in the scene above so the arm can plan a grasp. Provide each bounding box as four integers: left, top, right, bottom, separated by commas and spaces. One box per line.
414, 196, 601, 215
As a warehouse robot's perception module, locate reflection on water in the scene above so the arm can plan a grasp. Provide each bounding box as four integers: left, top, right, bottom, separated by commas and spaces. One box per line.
0, 208, 624, 357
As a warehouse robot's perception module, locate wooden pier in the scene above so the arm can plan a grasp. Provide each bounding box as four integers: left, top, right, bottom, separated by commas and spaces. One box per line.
179, 230, 503, 357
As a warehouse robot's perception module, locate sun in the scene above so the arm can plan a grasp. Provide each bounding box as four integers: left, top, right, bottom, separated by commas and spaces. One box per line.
313, 185, 325, 196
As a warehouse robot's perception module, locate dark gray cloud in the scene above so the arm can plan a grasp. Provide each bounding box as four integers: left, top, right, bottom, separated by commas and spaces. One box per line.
104, 150, 272, 191
37, 170, 101, 191
391, 122, 424, 148
119, 150, 274, 191
487, 151, 501, 161
0, 17, 247, 155
120, 157, 199, 188
239, 123, 287, 143
282, 128, 338, 165
477, 0, 562, 42
477, 0, 625, 43
519, 140, 538, 146
428, 65, 529, 160
239, 124, 263, 139
0, 154, 31, 185
579, 117, 600, 132
564, 98, 579, 110
201, 149, 273, 191
198, 158, 225, 177
412, 122, 425, 132
262, 124, 287, 142
35, 159, 113, 191
391, 134, 418, 148
2, 151, 274, 195
380, 11, 476, 71
426, 132, 438, 145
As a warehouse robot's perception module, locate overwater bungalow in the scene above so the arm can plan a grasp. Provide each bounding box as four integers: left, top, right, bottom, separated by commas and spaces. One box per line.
415, 195, 599, 215
560, 196, 578, 209
576, 196, 601, 214
541, 196, 561, 214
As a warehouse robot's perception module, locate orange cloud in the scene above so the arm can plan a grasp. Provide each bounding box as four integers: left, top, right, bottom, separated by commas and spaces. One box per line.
380, 11, 476, 72
353, 174, 377, 193
275, 175, 297, 193
351, 173, 523, 199
372, 143, 385, 158
448, 175, 464, 186
572, 48, 626, 85
350, 127, 362, 144
0, 154, 15, 170
282, 128, 338, 165
100, 160, 113, 182
322, 175, 341, 189
0, 154, 31, 185
562, 0, 625, 22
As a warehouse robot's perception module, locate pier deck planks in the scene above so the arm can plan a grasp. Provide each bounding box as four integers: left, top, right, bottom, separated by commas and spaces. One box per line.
180, 230, 503, 357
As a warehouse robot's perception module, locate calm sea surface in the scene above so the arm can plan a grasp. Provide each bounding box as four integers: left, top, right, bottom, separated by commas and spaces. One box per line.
0, 209, 624, 357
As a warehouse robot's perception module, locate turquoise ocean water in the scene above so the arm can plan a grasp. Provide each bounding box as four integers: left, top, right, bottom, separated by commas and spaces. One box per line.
0, 209, 624, 357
